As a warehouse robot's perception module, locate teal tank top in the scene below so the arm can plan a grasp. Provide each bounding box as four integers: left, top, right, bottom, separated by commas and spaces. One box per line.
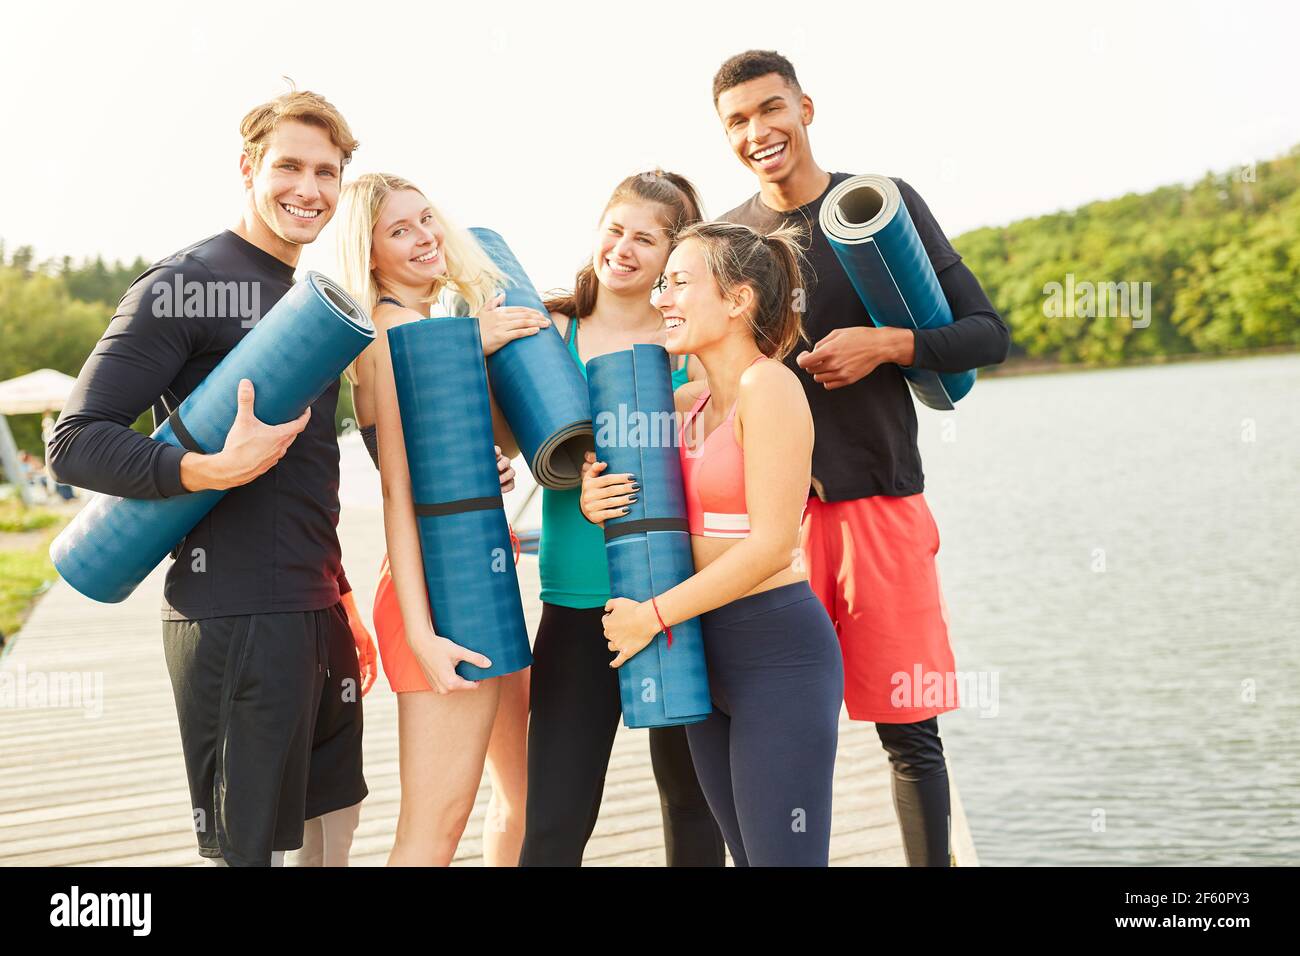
537, 318, 689, 608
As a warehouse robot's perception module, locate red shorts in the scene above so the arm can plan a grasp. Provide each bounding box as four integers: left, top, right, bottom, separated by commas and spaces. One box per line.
799, 493, 958, 723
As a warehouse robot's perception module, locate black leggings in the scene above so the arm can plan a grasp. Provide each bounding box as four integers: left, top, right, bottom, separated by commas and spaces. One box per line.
876, 718, 951, 866
521, 603, 725, 866
687, 582, 843, 866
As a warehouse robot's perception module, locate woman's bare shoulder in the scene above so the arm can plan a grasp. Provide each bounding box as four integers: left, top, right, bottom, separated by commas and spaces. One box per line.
372, 300, 426, 331
739, 355, 807, 417
743, 354, 799, 390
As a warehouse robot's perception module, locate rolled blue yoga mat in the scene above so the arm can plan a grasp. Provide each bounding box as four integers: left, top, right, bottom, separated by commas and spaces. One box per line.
587, 344, 711, 729
818, 174, 975, 410
466, 227, 593, 490
49, 273, 373, 604
387, 316, 531, 680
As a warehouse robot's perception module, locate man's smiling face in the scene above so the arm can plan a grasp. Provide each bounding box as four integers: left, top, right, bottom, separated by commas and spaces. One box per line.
245, 119, 343, 248
716, 72, 814, 185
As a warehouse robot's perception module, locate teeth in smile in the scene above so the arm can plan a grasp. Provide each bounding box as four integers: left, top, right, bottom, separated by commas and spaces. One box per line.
607, 259, 635, 273
752, 143, 785, 160
282, 203, 321, 219
666, 317, 685, 329
413, 249, 439, 262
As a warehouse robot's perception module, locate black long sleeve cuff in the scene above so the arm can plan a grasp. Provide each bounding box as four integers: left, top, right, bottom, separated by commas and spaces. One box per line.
47, 417, 192, 499
910, 260, 1011, 374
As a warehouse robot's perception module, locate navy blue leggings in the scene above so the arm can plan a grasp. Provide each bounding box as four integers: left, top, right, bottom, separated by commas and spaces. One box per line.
685, 581, 844, 866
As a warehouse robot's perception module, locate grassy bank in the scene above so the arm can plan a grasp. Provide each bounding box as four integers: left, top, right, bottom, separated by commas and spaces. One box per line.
0, 500, 67, 647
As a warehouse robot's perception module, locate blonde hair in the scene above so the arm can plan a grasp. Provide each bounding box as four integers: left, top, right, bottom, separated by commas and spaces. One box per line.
239, 88, 358, 170
674, 221, 809, 360
335, 172, 506, 385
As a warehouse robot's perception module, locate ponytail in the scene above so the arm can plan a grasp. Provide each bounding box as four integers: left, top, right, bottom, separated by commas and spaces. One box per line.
673, 220, 810, 360
756, 224, 806, 360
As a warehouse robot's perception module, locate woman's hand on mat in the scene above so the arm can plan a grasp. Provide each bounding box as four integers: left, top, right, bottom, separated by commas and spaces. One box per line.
602, 598, 658, 667
409, 625, 491, 693
578, 451, 638, 526
187, 379, 310, 491
476, 293, 551, 356
496, 445, 516, 493
795, 327, 916, 389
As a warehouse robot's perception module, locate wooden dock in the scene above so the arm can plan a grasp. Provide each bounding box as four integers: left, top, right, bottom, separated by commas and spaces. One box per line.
0, 450, 977, 866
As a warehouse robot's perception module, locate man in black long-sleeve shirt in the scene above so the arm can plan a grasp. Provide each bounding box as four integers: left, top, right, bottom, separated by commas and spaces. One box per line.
47, 90, 372, 866
712, 51, 1010, 867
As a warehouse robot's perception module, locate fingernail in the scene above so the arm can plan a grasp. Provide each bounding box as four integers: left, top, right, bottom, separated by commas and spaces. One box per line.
630, 483, 640, 491
628, 495, 638, 503
621, 508, 630, 515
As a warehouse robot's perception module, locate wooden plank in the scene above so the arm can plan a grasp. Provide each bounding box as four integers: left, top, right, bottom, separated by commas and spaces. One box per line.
0, 490, 978, 866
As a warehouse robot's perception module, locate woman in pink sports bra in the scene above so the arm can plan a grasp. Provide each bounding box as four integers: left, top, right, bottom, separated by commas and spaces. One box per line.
678, 351, 773, 539
580, 221, 844, 866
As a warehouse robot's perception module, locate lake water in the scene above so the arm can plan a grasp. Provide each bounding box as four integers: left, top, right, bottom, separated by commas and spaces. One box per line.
920, 353, 1299, 865
338, 352, 1299, 866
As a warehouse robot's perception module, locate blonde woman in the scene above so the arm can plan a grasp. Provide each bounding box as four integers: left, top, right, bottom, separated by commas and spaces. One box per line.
335, 173, 549, 866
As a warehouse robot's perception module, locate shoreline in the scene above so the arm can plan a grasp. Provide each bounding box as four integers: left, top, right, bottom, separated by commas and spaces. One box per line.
980, 344, 1298, 379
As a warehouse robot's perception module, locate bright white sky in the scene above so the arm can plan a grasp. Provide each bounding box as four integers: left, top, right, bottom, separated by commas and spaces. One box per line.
3, 0, 1297, 294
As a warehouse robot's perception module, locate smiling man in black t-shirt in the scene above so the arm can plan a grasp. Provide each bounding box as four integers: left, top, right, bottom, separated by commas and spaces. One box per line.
713, 50, 1010, 866
47, 90, 374, 866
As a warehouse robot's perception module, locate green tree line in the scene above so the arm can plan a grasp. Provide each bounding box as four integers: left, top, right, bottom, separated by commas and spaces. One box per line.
953, 146, 1300, 365
4, 148, 1298, 456
0, 251, 145, 455
0, 247, 357, 458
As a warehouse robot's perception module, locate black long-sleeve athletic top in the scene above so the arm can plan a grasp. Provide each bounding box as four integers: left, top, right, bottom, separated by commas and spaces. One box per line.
47, 230, 351, 620
721, 173, 1010, 501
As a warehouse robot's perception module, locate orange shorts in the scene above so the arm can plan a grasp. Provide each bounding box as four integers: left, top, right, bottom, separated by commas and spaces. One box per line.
372, 554, 432, 694
799, 493, 958, 723
372, 528, 520, 694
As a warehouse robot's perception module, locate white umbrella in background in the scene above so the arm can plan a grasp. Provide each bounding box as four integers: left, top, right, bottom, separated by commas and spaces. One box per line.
0, 368, 78, 506
0, 368, 78, 416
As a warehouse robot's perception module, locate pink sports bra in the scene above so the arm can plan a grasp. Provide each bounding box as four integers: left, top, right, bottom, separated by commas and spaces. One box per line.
679, 355, 767, 538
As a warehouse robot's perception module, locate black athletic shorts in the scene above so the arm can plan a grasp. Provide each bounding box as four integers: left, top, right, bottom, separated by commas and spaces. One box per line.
161, 602, 368, 866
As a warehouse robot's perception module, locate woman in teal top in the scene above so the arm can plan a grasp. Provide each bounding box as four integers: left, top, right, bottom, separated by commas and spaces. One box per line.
539, 326, 692, 608
522, 170, 723, 866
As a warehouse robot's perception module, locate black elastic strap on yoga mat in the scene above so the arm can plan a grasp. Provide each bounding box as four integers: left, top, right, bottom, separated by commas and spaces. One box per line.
165, 408, 205, 454
413, 495, 503, 517
604, 517, 689, 541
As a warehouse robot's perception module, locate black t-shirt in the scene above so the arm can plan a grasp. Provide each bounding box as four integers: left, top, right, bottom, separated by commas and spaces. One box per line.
48, 230, 350, 620
721, 173, 1009, 501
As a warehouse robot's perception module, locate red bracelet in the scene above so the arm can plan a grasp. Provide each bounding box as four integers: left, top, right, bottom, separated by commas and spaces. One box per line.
650, 596, 673, 648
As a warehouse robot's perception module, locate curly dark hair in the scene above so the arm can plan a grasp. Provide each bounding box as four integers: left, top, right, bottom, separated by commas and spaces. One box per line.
712, 50, 801, 105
